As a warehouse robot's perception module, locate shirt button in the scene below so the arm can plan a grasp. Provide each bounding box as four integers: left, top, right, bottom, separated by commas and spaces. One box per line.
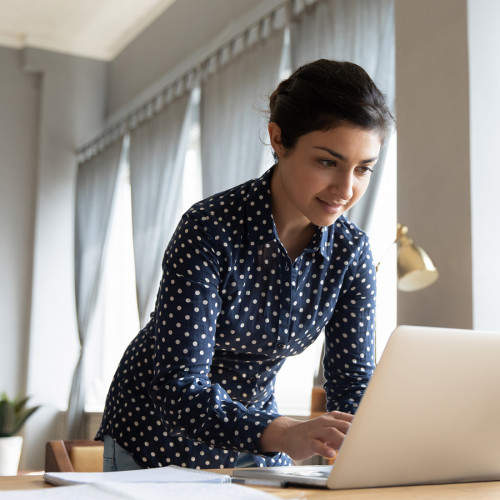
277, 343, 286, 349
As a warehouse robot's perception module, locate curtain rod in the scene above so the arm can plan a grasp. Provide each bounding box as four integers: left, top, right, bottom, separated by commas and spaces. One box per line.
77, 0, 327, 163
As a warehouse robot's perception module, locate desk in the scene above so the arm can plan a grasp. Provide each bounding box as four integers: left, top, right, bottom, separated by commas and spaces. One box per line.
3, 473, 500, 499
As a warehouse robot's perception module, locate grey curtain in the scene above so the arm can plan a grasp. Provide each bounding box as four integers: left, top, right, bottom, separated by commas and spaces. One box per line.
200, 24, 285, 197
69, 139, 123, 438
129, 92, 192, 327
290, 0, 395, 233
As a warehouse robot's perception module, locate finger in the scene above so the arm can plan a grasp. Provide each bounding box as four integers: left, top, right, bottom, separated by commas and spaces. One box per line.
314, 415, 351, 434
313, 426, 348, 449
310, 438, 336, 459
329, 410, 354, 422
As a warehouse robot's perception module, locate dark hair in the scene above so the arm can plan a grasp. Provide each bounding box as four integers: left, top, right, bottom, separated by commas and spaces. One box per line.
269, 59, 394, 151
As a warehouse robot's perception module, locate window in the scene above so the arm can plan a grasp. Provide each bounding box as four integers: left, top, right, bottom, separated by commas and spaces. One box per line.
85, 108, 205, 411
369, 134, 398, 361
181, 109, 203, 211
85, 136, 139, 412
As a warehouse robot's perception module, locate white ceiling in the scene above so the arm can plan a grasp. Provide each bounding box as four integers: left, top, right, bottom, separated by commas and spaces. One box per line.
0, 0, 178, 60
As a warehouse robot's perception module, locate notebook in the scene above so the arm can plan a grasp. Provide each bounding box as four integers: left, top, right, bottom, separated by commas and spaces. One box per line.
44, 465, 231, 486
232, 325, 500, 489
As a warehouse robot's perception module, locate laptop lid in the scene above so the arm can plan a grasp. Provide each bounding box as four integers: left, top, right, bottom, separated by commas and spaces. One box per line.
328, 324, 500, 489
233, 325, 500, 489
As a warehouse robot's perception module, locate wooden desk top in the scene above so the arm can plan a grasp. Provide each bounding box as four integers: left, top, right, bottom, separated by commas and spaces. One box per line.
3, 473, 500, 499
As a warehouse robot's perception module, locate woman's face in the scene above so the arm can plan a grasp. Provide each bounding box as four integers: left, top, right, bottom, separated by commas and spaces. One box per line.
270, 123, 382, 228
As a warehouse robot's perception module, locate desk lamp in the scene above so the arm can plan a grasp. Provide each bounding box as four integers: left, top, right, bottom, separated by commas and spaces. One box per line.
377, 223, 439, 291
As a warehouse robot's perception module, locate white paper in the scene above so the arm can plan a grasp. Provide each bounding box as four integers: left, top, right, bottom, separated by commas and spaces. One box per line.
43, 465, 231, 486
1, 481, 280, 500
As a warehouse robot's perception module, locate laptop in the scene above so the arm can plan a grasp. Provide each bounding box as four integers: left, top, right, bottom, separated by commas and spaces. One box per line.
233, 325, 500, 489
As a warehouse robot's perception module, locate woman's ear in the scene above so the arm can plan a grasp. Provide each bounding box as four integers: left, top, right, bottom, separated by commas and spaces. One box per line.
268, 122, 284, 158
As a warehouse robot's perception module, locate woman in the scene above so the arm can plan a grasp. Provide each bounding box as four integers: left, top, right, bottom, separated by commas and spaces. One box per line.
97, 59, 394, 471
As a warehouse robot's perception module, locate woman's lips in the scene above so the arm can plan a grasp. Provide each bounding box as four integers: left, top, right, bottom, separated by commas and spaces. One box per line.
317, 198, 346, 214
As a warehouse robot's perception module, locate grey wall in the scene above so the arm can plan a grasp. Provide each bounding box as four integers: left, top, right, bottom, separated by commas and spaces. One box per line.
19, 48, 107, 470
395, 0, 500, 332
395, 0, 473, 328
0, 47, 40, 397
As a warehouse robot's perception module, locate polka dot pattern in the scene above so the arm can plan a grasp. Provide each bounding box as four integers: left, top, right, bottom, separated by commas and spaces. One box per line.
96, 167, 376, 469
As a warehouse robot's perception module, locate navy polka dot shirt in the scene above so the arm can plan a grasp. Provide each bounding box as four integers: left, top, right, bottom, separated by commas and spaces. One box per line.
96, 167, 376, 469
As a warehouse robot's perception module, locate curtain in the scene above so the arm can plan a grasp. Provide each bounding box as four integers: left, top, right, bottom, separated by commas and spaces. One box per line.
290, 0, 395, 233
129, 92, 192, 327
68, 139, 123, 438
200, 25, 284, 197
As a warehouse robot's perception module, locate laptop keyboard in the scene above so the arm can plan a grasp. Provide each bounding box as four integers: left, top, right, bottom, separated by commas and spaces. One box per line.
278, 465, 332, 478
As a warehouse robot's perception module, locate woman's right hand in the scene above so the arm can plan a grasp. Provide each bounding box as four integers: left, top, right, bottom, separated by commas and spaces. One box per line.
260, 411, 353, 462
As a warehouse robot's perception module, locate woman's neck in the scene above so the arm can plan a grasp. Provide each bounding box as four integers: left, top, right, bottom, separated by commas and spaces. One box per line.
276, 220, 316, 261
270, 167, 316, 261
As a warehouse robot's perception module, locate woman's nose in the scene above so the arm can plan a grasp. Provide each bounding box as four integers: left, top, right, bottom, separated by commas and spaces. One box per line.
329, 170, 353, 201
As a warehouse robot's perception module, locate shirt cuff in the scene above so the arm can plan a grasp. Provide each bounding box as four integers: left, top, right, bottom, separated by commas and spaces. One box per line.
232, 409, 281, 455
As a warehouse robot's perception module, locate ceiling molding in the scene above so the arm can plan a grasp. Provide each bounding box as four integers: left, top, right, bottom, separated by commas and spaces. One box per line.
0, 0, 178, 61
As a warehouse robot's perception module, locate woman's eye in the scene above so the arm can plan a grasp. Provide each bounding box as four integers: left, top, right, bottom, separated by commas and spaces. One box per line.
320, 159, 337, 168
357, 166, 374, 175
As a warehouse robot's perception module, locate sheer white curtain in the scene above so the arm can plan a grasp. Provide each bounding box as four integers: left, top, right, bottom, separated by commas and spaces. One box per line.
200, 25, 284, 196
69, 139, 123, 438
129, 91, 193, 326
290, 0, 395, 232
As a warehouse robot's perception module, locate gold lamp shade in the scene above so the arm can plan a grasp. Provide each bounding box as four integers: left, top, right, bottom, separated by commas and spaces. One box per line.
396, 224, 438, 292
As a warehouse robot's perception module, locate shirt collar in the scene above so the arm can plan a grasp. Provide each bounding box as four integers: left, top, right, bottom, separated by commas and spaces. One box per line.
244, 168, 276, 247
308, 226, 332, 260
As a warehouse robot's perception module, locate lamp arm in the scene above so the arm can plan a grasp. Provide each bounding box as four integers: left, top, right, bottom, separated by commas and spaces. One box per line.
375, 224, 408, 272
375, 238, 397, 272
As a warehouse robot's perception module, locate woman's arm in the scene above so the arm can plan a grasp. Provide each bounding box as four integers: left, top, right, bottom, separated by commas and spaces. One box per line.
323, 235, 377, 413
